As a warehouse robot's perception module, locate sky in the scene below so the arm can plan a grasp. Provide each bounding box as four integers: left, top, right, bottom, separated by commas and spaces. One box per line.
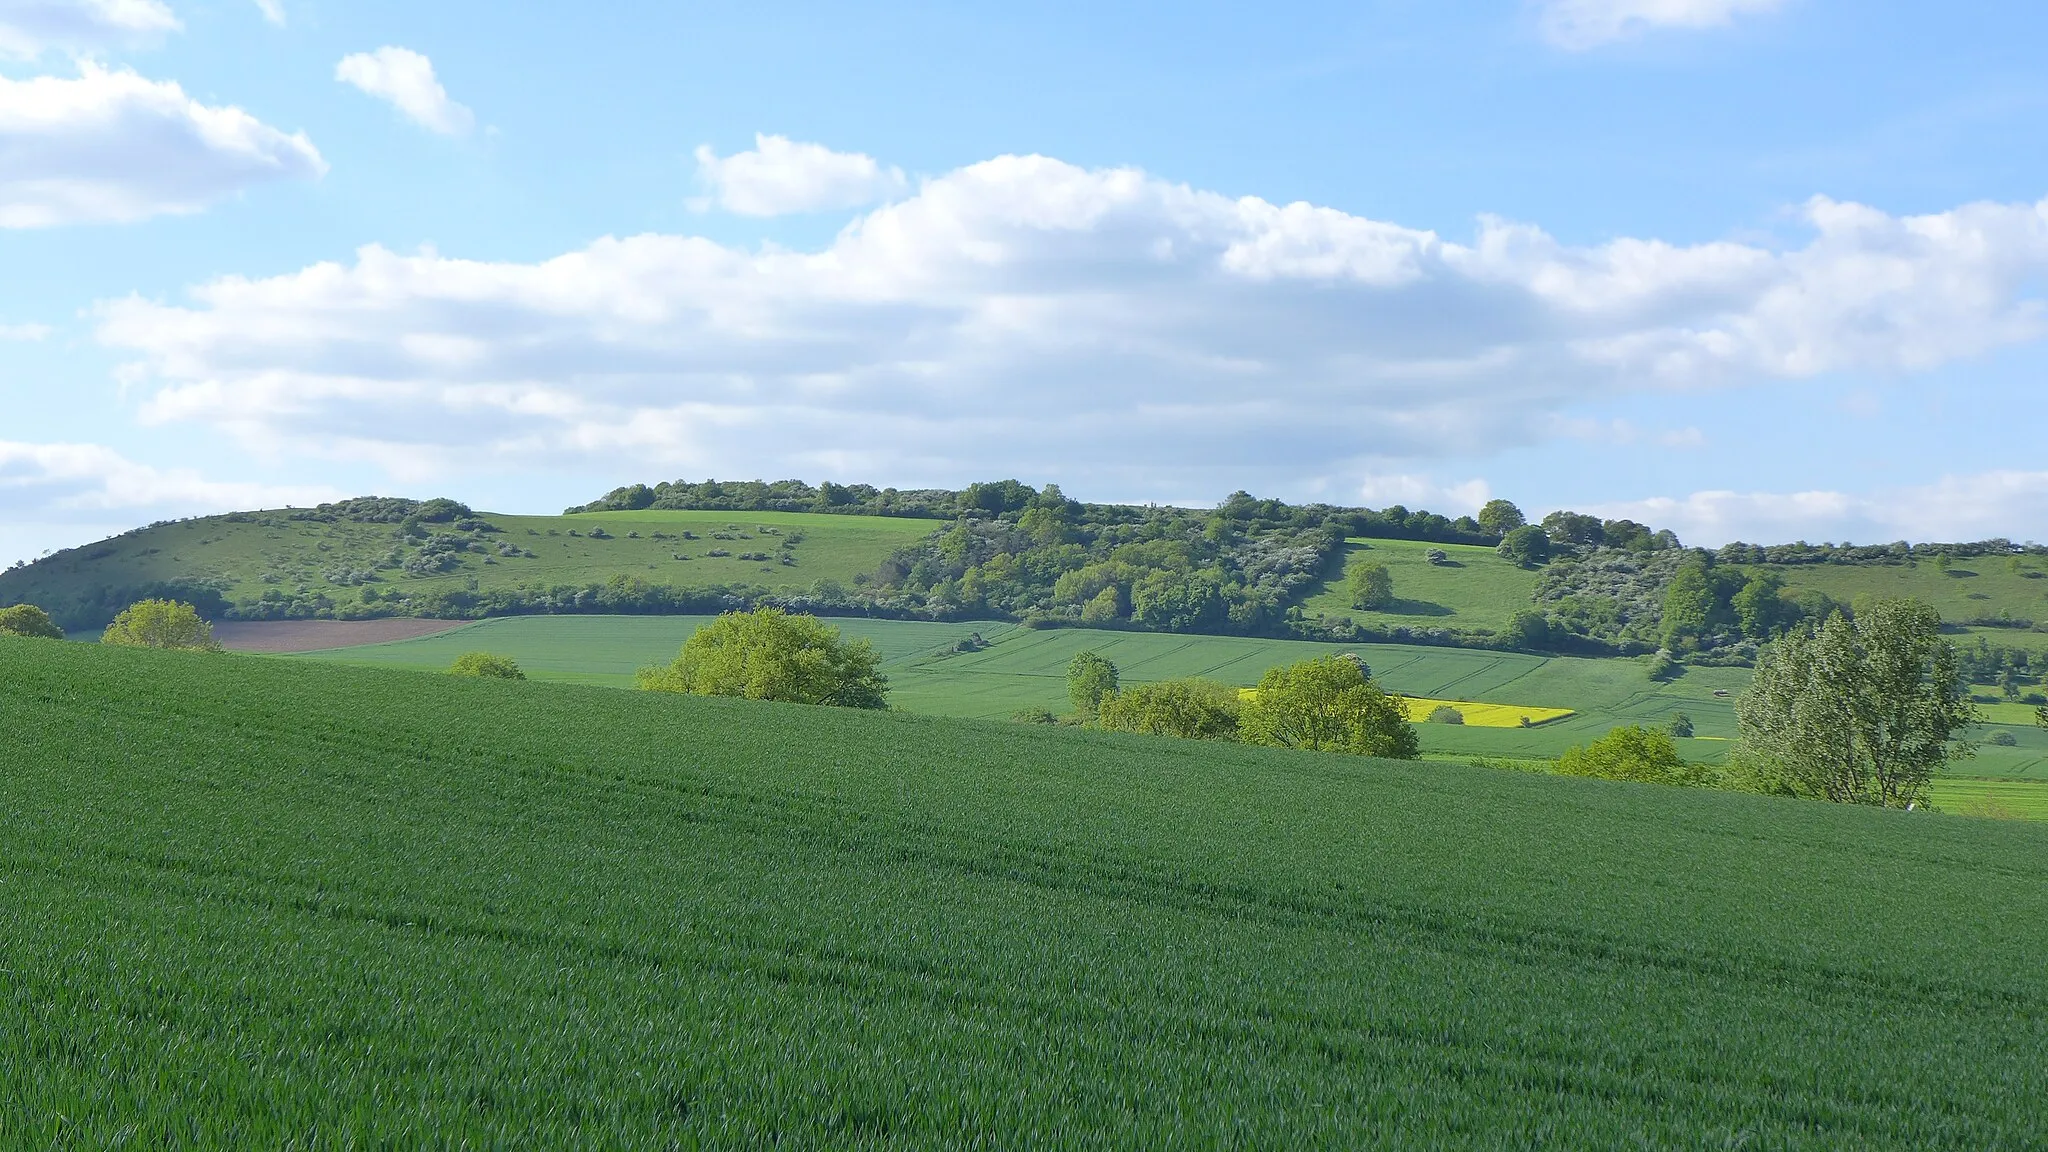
2, 0, 2046, 567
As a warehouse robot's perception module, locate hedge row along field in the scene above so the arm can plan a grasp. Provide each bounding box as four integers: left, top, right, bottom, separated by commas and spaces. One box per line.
4, 638, 2046, 1144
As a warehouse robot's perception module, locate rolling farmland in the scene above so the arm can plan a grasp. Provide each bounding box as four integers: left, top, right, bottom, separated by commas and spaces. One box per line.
1295, 537, 1545, 632
4, 638, 2047, 1144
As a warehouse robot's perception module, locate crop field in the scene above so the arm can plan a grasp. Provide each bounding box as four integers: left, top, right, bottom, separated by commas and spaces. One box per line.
5, 638, 2047, 1144
1295, 538, 1544, 633
1392, 696, 1575, 727
1762, 556, 2048, 652
0, 507, 937, 628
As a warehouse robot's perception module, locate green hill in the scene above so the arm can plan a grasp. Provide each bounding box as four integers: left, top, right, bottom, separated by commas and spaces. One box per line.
0, 501, 937, 632
1296, 537, 1545, 632
5, 637, 2045, 1144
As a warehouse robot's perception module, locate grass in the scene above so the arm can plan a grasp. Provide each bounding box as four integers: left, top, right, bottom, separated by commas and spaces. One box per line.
0, 507, 936, 625
1761, 555, 2048, 653
5, 637, 2047, 1145
1295, 538, 1544, 633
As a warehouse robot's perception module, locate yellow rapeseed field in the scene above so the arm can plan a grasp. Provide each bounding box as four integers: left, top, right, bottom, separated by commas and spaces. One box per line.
1235, 687, 1572, 728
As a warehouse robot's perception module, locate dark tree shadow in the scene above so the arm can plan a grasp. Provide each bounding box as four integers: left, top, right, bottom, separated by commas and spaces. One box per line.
1374, 598, 1454, 618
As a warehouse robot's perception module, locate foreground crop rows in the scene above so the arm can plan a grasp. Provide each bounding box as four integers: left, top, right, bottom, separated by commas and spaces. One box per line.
3, 639, 2045, 1145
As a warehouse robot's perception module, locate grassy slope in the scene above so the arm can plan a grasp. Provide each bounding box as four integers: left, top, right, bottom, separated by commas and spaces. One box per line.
1295, 538, 1543, 633
1761, 556, 2048, 654
0, 508, 936, 618
4, 638, 2045, 1145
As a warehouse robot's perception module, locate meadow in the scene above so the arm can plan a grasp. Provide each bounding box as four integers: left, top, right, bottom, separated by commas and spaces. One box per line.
1295, 538, 1544, 632
0, 507, 937, 628
5, 637, 2046, 1145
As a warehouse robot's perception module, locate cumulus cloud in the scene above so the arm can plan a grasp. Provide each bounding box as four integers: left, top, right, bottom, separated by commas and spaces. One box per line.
0, 64, 325, 227
0, 0, 179, 59
693, 134, 908, 216
87, 152, 2048, 503
1592, 470, 2048, 547
1355, 474, 1493, 514
335, 46, 473, 136
1539, 0, 1789, 49
0, 321, 51, 340
252, 0, 283, 27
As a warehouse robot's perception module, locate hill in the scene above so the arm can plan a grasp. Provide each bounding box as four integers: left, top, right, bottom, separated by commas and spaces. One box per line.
4, 637, 2045, 1143
0, 499, 936, 632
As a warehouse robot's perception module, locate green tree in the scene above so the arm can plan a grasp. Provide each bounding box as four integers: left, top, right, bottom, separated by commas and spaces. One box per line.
1557, 725, 1700, 785
1498, 611, 1552, 651
1540, 511, 1605, 546
100, 599, 221, 651
1347, 560, 1394, 611
1097, 678, 1241, 740
1476, 499, 1525, 538
1496, 525, 1551, 567
1734, 600, 1976, 807
1731, 571, 1793, 639
449, 652, 526, 679
1666, 712, 1694, 738
1239, 656, 1419, 759
637, 608, 887, 709
1066, 650, 1120, 719
0, 604, 65, 640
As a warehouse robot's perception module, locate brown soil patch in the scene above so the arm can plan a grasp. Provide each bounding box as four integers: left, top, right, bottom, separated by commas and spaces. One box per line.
213, 619, 471, 654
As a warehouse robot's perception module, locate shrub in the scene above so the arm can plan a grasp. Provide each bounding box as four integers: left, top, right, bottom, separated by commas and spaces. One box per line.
637, 608, 887, 709
1989, 730, 2019, 747
1424, 549, 1449, 566
1348, 561, 1394, 611
449, 652, 526, 680
1557, 725, 1705, 786
1666, 712, 1695, 738
101, 600, 220, 651
1010, 707, 1058, 725
1066, 651, 1120, 719
0, 604, 65, 640
1427, 705, 1465, 725
1098, 678, 1241, 740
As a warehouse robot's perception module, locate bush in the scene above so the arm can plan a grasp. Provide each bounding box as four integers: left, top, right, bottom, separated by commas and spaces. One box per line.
637, 608, 887, 709
1989, 730, 2019, 747
1497, 525, 1551, 567
1067, 651, 1120, 719
1348, 561, 1394, 611
0, 604, 65, 640
1666, 712, 1695, 738
1557, 725, 1705, 786
1427, 705, 1465, 725
449, 652, 526, 680
1010, 707, 1058, 725
1240, 656, 1418, 759
1097, 678, 1241, 740
1424, 549, 1449, 566
101, 600, 220, 651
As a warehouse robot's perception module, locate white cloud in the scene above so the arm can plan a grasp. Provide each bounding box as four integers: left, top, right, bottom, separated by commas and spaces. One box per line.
335, 46, 472, 136
1539, 0, 1789, 50
0, 64, 325, 227
251, 0, 283, 27
1592, 470, 2048, 547
86, 152, 2048, 505
0, 439, 339, 515
0, 321, 51, 340
0, 0, 180, 59
1355, 474, 1492, 515
693, 134, 907, 216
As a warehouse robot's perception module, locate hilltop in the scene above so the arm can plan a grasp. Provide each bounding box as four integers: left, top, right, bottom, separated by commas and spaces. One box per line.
4, 637, 2045, 1143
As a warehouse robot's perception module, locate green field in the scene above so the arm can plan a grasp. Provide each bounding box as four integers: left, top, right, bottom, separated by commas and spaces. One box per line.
6, 637, 2047, 1144
1296, 538, 1543, 633
1763, 557, 2048, 652
0, 508, 937, 628
313, 615, 2048, 790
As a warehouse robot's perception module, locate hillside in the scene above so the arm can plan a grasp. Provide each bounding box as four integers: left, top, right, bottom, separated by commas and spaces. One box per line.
0, 499, 937, 632
4, 637, 2045, 1144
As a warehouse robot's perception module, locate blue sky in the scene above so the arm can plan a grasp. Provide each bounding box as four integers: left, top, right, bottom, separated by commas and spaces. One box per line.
3, 0, 2047, 566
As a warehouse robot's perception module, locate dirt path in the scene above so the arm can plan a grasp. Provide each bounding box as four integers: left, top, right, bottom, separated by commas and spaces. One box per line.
213, 619, 472, 654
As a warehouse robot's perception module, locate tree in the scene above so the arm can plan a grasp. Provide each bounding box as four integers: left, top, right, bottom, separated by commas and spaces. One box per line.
0, 604, 64, 640
1496, 525, 1551, 567
1732, 571, 1794, 640
1239, 656, 1419, 759
100, 600, 221, 651
1348, 560, 1394, 611
1557, 725, 1701, 786
1066, 651, 1120, 719
449, 652, 526, 679
638, 608, 887, 709
1477, 499, 1525, 538
1498, 611, 1552, 651
1666, 712, 1694, 738
1097, 678, 1241, 740
1734, 599, 1976, 807
1540, 511, 1605, 546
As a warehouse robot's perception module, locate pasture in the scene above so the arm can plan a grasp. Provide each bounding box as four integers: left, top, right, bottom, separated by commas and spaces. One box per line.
5, 637, 2047, 1144
1296, 538, 1544, 633
1760, 556, 2048, 653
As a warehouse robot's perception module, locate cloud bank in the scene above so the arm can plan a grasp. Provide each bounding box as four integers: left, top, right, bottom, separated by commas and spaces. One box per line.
693, 134, 908, 216
0, 64, 325, 227
1594, 470, 2048, 548
1540, 0, 1789, 49
336, 46, 473, 136
0, 439, 338, 516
